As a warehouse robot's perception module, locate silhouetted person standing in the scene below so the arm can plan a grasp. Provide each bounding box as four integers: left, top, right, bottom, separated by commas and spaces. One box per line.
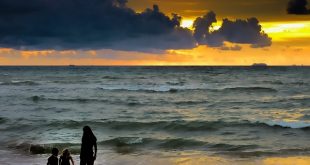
80, 126, 97, 165
59, 149, 74, 165
47, 148, 59, 165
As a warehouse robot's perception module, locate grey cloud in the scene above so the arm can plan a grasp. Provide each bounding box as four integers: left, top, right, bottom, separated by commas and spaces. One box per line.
0, 0, 195, 52
193, 12, 272, 48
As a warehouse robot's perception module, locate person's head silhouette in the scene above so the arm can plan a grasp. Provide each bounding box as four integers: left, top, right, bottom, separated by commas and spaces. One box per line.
51, 148, 59, 156
82, 126, 97, 142
62, 149, 70, 158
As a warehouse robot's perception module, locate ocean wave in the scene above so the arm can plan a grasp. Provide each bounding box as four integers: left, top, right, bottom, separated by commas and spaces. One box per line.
165, 81, 185, 86
3, 119, 309, 133
97, 84, 214, 93
98, 87, 180, 93
288, 95, 310, 102
30, 94, 309, 108
6, 138, 206, 154
51, 80, 91, 84
172, 100, 207, 105
7, 136, 310, 155
7, 138, 260, 154
21, 120, 310, 132
40, 120, 221, 131
101, 120, 308, 131
260, 95, 310, 103
101, 137, 146, 146
261, 80, 284, 85
100, 137, 209, 151
31, 96, 109, 103
30, 95, 209, 106
0, 117, 8, 124
299, 115, 310, 121
221, 87, 277, 93
102, 76, 147, 80
264, 120, 310, 129
208, 143, 258, 152
30, 95, 150, 106
7, 142, 80, 154
289, 81, 309, 86
102, 76, 123, 79
260, 81, 309, 86
97, 85, 278, 93
0, 80, 40, 86
15, 137, 310, 157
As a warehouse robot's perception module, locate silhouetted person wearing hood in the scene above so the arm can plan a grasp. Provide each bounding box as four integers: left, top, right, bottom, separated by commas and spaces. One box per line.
80, 126, 97, 165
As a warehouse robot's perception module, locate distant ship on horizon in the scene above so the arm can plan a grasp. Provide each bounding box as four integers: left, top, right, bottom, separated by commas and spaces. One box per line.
251, 63, 268, 67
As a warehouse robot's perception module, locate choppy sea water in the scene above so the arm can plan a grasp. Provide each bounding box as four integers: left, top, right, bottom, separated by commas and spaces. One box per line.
0, 66, 309, 164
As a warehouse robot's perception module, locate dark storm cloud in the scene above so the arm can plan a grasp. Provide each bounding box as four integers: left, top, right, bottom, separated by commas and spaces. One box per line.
287, 0, 310, 14
0, 0, 271, 51
193, 12, 272, 48
0, 0, 195, 51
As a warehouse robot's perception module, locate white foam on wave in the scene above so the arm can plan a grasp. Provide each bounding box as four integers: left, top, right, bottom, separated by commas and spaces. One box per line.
264, 120, 310, 129
126, 137, 143, 144
98, 84, 209, 92
290, 95, 310, 100
0, 80, 40, 85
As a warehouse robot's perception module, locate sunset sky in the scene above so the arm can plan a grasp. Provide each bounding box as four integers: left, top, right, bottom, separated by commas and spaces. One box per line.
0, 0, 309, 65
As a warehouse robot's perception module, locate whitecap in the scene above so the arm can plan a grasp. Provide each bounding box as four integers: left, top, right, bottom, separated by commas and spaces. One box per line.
264, 120, 310, 129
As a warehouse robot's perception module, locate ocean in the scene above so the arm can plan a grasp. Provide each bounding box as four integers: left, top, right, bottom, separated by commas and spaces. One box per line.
0, 66, 309, 165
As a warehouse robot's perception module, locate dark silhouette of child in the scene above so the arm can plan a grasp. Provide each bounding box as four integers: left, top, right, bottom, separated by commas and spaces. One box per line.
47, 148, 59, 165
80, 126, 97, 165
59, 149, 75, 165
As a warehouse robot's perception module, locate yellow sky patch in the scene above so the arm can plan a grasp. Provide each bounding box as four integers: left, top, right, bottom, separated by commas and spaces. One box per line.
262, 21, 310, 41
180, 19, 194, 29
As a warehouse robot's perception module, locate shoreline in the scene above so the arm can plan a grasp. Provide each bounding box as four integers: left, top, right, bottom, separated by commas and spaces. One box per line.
1, 65, 310, 67
1, 149, 310, 165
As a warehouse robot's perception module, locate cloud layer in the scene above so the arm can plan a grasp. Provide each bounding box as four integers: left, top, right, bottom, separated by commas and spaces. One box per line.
287, 0, 310, 14
0, 0, 271, 52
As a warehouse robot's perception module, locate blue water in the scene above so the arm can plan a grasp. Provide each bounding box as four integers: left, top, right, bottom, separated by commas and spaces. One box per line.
0, 66, 309, 162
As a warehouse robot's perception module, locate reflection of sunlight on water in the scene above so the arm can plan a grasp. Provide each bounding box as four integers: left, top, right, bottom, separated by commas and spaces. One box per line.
172, 156, 228, 165
257, 108, 305, 122
254, 107, 310, 128
269, 110, 304, 121
3, 153, 310, 165
263, 157, 310, 165
170, 155, 310, 165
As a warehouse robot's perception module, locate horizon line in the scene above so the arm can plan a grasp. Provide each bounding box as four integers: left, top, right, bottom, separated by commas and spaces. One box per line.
0, 65, 309, 67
